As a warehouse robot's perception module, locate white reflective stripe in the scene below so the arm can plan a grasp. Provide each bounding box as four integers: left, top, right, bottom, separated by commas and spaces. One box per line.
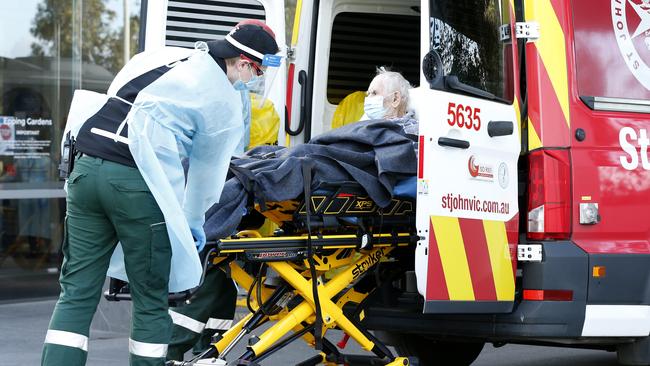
205, 318, 233, 330
169, 309, 205, 334
90, 128, 130, 144
44, 330, 88, 352
225, 34, 265, 61
129, 338, 168, 358
581, 305, 650, 337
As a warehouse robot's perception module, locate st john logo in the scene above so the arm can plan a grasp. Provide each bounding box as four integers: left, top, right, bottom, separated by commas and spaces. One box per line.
612, 0, 650, 90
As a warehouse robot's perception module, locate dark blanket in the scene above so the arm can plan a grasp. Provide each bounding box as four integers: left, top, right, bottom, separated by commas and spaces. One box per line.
203, 118, 417, 241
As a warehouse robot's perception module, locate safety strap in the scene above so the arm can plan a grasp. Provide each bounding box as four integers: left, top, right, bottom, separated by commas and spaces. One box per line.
229, 163, 268, 209
229, 163, 256, 193
301, 159, 323, 350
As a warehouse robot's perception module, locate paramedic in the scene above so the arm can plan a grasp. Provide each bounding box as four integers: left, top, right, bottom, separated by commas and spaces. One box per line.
165, 91, 281, 361
41, 21, 279, 366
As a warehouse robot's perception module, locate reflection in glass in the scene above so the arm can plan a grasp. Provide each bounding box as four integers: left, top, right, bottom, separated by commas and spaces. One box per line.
0, 0, 141, 300
429, 0, 512, 101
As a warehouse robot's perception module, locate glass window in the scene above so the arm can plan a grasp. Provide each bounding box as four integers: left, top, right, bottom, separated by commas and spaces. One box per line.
285, 0, 297, 48
0, 0, 141, 300
429, 0, 513, 102
573, 0, 650, 100
327, 12, 421, 104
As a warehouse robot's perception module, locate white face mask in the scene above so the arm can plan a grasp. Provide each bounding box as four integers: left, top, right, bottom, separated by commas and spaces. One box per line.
364, 95, 387, 120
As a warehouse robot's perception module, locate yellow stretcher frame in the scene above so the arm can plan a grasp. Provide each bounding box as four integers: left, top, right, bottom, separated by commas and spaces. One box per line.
202, 232, 415, 366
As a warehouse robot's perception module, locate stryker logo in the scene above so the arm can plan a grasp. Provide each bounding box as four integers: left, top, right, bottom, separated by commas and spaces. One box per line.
619, 127, 650, 170
351, 248, 385, 279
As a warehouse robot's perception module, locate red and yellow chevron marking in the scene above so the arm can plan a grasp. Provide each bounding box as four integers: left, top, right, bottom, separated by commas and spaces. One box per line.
426, 216, 516, 302
524, 0, 571, 150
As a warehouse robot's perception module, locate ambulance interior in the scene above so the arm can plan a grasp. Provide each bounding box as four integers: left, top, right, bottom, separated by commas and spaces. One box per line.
306, 1, 421, 135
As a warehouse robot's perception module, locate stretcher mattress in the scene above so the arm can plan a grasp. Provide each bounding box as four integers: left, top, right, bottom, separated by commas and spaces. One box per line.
203, 118, 419, 240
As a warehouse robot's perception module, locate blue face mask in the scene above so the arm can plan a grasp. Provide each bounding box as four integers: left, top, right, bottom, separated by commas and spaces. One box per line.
364, 95, 387, 120
245, 73, 264, 93
236, 64, 265, 93
233, 80, 247, 91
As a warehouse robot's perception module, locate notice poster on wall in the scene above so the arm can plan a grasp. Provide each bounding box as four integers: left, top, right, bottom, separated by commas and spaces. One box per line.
0, 117, 15, 155
0, 116, 52, 159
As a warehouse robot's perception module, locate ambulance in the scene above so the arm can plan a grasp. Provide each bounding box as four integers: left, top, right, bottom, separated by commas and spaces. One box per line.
141, 0, 650, 364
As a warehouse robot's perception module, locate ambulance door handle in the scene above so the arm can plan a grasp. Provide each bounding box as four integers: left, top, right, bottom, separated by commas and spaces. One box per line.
438, 137, 470, 149
488, 121, 514, 137
286, 70, 308, 136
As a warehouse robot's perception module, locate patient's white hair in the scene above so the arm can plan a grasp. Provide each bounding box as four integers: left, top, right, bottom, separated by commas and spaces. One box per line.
375, 66, 411, 109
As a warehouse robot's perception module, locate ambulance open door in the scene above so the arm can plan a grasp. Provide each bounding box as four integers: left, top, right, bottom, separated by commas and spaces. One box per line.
412, 0, 520, 314
141, 0, 288, 135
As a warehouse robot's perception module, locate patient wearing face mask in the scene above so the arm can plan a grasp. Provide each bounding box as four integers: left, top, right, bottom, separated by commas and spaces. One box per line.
362, 67, 418, 136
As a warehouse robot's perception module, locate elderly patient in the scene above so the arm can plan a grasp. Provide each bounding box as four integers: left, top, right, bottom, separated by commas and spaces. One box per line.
333, 67, 418, 136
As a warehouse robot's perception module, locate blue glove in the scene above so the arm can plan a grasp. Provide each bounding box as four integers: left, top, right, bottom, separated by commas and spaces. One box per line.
190, 226, 206, 252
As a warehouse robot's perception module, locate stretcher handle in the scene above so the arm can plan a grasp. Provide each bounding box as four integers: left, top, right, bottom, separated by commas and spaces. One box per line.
103, 242, 219, 304
104, 290, 191, 303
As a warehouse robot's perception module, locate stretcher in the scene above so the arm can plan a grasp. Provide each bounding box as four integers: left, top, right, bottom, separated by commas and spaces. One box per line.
107, 179, 418, 366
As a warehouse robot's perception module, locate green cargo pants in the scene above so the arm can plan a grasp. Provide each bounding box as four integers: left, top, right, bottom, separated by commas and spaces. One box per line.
42, 155, 172, 366
166, 266, 237, 361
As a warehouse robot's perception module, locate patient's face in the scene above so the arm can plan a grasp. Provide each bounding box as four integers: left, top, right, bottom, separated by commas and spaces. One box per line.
367, 77, 387, 103
367, 76, 401, 118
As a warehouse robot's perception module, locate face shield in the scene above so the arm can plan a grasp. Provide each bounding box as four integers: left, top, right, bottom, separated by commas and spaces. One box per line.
251, 53, 284, 108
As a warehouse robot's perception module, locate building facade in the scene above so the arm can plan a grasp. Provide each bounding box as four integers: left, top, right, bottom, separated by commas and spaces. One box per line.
0, 0, 143, 301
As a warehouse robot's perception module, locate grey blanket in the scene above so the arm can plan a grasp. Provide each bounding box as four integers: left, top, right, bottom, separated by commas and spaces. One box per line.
203, 118, 417, 241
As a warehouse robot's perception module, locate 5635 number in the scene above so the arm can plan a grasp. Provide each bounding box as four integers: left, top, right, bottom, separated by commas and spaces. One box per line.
447, 102, 481, 131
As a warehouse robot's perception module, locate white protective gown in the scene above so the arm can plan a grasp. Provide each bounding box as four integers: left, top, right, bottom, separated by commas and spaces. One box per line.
64, 45, 243, 292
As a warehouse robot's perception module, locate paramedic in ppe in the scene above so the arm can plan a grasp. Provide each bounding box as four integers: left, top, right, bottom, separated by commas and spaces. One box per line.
41, 21, 280, 366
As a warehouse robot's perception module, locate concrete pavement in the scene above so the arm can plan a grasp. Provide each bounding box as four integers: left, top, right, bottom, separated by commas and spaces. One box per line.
0, 299, 620, 366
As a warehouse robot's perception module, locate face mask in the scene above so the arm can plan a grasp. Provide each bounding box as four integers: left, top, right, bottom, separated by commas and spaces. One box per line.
244, 64, 265, 93
235, 63, 264, 92
364, 95, 387, 120
233, 79, 247, 91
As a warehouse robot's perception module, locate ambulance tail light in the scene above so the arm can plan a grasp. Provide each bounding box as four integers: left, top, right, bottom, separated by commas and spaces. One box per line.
523, 289, 573, 301
527, 149, 571, 240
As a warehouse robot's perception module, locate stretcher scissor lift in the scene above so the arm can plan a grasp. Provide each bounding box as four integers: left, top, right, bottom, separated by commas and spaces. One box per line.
173, 231, 417, 366
108, 182, 418, 365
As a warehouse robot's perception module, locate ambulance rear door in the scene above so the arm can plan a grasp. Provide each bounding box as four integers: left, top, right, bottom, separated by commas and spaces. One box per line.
141, 0, 288, 130
412, 0, 520, 314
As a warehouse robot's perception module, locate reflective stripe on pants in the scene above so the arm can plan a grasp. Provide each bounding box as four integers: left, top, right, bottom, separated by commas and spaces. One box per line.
129, 339, 168, 358
169, 310, 205, 334
205, 318, 233, 331
167, 267, 237, 361
44, 330, 89, 352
